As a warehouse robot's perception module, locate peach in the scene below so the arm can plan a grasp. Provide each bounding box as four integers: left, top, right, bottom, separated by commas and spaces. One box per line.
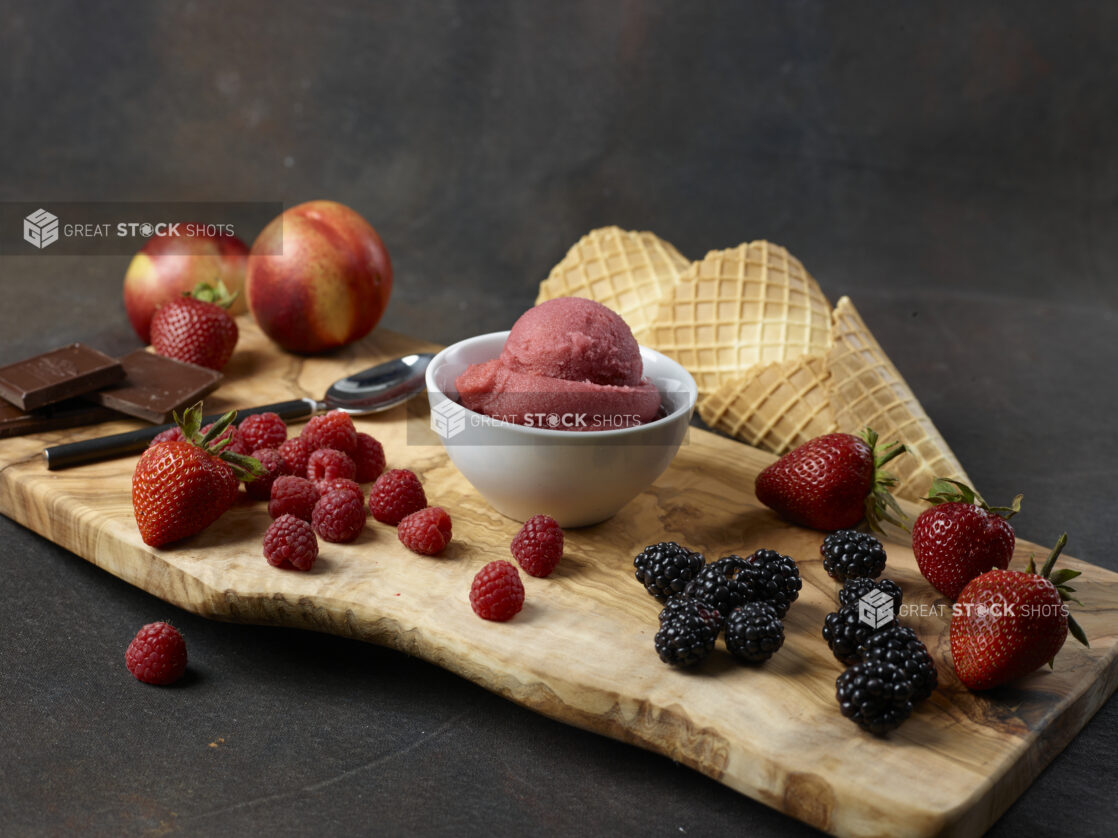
123, 232, 248, 343
245, 201, 392, 354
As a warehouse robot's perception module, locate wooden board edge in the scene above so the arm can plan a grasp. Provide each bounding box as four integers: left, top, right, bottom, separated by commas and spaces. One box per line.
4, 408, 1118, 838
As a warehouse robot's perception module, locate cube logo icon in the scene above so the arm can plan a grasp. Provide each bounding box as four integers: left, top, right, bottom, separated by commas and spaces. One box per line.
857, 588, 895, 629
24, 208, 60, 249
430, 397, 466, 440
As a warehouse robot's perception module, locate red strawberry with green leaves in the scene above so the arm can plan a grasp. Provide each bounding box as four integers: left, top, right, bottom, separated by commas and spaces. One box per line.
950, 533, 1089, 690
912, 479, 1020, 600
754, 428, 906, 532
132, 403, 263, 547
150, 280, 239, 370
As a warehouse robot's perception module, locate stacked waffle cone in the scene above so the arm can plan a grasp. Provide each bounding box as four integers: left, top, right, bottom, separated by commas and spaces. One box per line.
537, 227, 968, 502
537, 226, 690, 345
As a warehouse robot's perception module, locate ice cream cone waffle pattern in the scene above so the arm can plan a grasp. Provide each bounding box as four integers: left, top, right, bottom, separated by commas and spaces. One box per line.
535, 227, 689, 344
648, 242, 833, 396
699, 354, 838, 453
824, 295, 969, 500
536, 230, 970, 503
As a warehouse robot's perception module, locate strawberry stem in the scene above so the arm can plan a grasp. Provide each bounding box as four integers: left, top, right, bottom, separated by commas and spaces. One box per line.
174, 404, 202, 441
874, 440, 906, 470
221, 451, 267, 480
1039, 532, 1068, 578
1068, 615, 1089, 648
199, 409, 237, 447
858, 427, 908, 534
923, 478, 1022, 520
171, 401, 266, 482
187, 279, 238, 309
1028, 532, 1090, 649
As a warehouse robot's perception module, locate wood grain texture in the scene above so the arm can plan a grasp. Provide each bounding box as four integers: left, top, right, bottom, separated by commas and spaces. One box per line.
1, 317, 1115, 838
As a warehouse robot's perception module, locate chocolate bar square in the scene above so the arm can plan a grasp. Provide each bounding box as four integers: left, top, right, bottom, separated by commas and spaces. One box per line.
0, 398, 121, 439
86, 350, 223, 423
0, 343, 125, 411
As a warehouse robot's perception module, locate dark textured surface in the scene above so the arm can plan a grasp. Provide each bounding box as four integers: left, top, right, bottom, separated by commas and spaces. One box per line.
1, 1, 1116, 835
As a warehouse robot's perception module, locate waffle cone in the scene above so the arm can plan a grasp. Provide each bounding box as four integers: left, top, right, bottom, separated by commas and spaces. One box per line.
699, 354, 838, 453
536, 228, 969, 505
825, 296, 969, 501
536, 226, 689, 344
648, 241, 832, 396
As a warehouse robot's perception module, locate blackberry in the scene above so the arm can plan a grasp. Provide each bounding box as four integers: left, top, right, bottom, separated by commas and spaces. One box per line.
742, 549, 802, 617
683, 556, 752, 626
724, 603, 785, 663
858, 625, 938, 702
822, 602, 896, 664
820, 529, 887, 581
654, 598, 719, 667
839, 576, 903, 611
658, 595, 720, 626
634, 542, 705, 601
835, 659, 915, 734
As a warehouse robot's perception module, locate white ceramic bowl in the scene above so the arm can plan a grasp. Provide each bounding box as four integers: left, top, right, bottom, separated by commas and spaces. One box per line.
425, 331, 698, 527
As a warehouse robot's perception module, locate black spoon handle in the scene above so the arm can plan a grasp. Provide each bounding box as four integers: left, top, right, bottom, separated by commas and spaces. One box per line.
44, 398, 319, 471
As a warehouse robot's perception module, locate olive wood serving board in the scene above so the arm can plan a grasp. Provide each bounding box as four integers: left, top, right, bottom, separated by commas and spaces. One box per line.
1, 318, 1115, 838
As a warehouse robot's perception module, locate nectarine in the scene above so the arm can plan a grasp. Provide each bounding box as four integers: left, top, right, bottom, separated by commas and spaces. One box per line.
245, 201, 392, 354
123, 232, 248, 343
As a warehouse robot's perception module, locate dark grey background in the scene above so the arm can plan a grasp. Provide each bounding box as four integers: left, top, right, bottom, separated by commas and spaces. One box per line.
2, 2, 1116, 835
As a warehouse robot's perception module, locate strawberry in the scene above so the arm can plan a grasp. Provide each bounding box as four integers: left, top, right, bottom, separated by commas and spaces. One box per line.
912, 479, 1020, 600
132, 403, 264, 547
950, 533, 1089, 690
753, 428, 906, 532
150, 280, 239, 370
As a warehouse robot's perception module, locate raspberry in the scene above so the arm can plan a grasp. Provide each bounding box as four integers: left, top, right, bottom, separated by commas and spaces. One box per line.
510, 514, 564, 577
202, 422, 251, 456
353, 432, 386, 482
278, 437, 312, 477
312, 489, 367, 543
268, 475, 320, 521
238, 411, 288, 451
306, 448, 357, 482
368, 469, 427, 525
245, 448, 287, 501
398, 506, 452, 555
150, 426, 185, 447
302, 409, 357, 454
263, 513, 319, 571
315, 478, 364, 506
125, 621, 187, 685
469, 560, 525, 621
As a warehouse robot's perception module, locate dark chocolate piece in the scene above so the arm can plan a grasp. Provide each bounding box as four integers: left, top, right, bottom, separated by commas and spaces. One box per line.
0, 343, 124, 411
86, 350, 223, 423
0, 398, 121, 440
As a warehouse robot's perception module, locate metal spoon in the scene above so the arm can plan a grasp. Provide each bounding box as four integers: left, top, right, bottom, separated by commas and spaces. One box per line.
44, 352, 436, 470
